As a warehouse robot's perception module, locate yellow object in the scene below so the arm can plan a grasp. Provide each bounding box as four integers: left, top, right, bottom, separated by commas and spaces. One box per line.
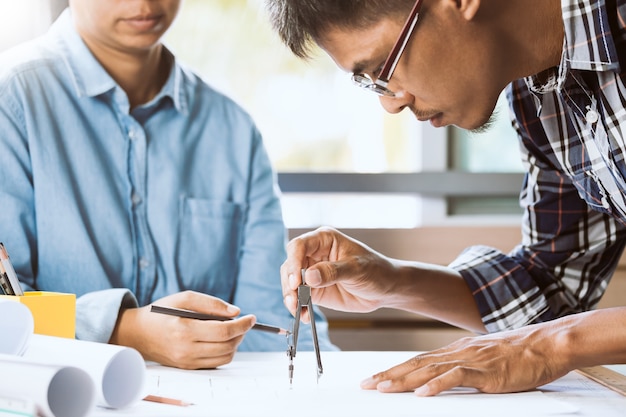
0, 292, 75, 338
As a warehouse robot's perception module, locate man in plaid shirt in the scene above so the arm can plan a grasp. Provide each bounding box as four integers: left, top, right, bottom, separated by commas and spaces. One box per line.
267, 0, 626, 395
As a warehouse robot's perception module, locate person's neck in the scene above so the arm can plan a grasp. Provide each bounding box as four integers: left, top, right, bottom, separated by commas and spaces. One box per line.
83, 40, 171, 110
491, 0, 564, 81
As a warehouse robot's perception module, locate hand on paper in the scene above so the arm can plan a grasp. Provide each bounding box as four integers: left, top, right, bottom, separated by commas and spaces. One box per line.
110, 291, 255, 369
361, 320, 571, 396
367, 308, 626, 396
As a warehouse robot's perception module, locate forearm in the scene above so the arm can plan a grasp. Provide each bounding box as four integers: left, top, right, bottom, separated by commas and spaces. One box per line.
555, 307, 626, 368
383, 259, 486, 333
76, 289, 138, 343
109, 307, 145, 353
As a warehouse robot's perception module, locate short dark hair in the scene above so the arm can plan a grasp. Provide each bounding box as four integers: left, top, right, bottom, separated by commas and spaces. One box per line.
265, 0, 415, 59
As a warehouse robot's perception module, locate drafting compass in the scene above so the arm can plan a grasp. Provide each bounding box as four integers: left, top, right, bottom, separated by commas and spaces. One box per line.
287, 269, 323, 386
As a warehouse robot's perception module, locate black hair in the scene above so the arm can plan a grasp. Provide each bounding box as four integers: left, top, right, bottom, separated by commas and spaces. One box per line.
265, 0, 415, 58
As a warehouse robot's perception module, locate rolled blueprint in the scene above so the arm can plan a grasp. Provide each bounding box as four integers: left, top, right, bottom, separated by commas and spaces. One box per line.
0, 354, 95, 417
0, 299, 33, 355
24, 334, 146, 409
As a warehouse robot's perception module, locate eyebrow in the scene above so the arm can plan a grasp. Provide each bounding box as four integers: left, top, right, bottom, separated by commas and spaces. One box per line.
351, 58, 377, 75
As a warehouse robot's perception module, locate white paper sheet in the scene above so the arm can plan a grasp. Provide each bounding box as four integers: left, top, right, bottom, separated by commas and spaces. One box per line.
92, 352, 595, 417
24, 334, 146, 409
0, 303, 146, 414
0, 354, 95, 417
0, 300, 32, 356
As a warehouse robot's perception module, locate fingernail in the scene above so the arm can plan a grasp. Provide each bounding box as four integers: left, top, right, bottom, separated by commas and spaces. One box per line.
360, 377, 376, 388
307, 269, 321, 286
377, 380, 392, 391
414, 385, 430, 396
285, 295, 295, 307
288, 274, 298, 289
226, 304, 240, 314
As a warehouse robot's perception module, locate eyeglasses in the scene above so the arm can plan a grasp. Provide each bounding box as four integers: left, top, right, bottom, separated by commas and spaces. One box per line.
351, 0, 424, 97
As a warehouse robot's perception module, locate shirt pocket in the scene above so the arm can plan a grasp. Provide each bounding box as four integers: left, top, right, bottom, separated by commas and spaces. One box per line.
176, 197, 244, 300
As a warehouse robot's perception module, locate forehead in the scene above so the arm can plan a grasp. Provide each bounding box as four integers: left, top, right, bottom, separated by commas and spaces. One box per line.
316, 18, 403, 74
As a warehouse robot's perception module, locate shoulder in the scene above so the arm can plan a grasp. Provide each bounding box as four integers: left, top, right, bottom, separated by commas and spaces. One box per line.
0, 35, 67, 94
177, 63, 257, 128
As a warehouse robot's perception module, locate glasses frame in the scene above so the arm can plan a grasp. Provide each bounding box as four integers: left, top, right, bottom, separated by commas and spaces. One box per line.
352, 0, 424, 97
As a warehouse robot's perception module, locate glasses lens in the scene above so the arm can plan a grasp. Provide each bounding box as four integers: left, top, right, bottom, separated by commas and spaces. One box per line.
351, 73, 373, 87
369, 84, 395, 97
351, 74, 395, 97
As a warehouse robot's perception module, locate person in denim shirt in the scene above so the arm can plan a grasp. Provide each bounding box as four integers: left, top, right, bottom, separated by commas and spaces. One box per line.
0, 0, 334, 369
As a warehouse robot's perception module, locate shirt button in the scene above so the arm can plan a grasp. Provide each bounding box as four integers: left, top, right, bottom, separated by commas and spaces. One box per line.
139, 257, 150, 269
128, 129, 136, 140
586, 109, 599, 124
131, 192, 142, 207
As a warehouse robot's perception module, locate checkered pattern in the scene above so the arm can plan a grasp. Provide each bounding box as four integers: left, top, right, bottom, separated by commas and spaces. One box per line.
452, 0, 626, 332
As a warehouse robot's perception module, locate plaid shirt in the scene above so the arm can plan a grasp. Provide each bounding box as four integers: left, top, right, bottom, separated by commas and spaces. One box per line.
451, 0, 626, 332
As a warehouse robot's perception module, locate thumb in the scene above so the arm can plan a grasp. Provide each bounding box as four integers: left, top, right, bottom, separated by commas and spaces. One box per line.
305, 259, 353, 288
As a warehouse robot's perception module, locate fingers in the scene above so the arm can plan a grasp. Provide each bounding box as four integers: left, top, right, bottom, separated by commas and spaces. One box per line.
413, 368, 477, 396
360, 353, 473, 395
190, 314, 256, 343
151, 314, 255, 369
136, 292, 258, 369
359, 331, 548, 396
281, 226, 344, 288
167, 290, 241, 318
280, 227, 341, 317
360, 354, 431, 391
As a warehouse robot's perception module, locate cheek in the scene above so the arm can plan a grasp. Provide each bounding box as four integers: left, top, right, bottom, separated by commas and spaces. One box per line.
166, 1, 182, 23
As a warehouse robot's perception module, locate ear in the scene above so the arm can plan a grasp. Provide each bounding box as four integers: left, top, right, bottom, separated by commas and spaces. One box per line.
443, 0, 481, 21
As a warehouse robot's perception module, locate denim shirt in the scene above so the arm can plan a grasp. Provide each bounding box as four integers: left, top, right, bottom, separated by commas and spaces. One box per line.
0, 10, 334, 351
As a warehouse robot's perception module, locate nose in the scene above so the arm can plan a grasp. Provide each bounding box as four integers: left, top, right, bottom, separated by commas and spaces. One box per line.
379, 89, 414, 114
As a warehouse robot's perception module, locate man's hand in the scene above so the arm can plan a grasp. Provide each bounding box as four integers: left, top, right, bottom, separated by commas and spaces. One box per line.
361, 320, 569, 396
281, 227, 398, 322
280, 227, 484, 332
109, 290, 255, 369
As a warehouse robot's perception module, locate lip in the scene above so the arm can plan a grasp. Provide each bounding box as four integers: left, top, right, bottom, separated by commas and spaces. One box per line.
415, 112, 441, 123
428, 113, 445, 128
121, 13, 165, 32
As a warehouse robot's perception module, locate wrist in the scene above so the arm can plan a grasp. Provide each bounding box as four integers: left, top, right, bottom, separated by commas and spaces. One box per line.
109, 307, 138, 346
550, 308, 626, 369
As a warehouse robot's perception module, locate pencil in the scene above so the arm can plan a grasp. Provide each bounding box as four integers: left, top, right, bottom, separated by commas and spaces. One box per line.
0, 243, 24, 296
150, 305, 291, 336
143, 395, 193, 407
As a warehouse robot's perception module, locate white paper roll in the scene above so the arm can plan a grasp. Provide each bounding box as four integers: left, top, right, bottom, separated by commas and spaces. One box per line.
0, 299, 33, 356
25, 334, 146, 409
0, 354, 95, 417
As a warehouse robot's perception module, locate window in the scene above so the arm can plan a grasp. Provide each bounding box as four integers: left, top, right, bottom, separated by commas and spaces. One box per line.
20, 0, 524, 229
0, 0, 54, 52
165, 0, 524, 228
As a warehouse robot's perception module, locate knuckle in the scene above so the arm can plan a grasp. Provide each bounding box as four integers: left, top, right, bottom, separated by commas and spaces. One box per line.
169, 347, 193, 367
407, 355, 425, 368
178, 290, 196, 303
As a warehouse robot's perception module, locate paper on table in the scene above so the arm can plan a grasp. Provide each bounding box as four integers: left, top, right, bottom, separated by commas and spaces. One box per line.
93, 352, 580, 417
0, 302, 146, 411
24, 334, 146, 409
0, 300, 33, 356
0, 396, 38, 417
0, 354, 95, 417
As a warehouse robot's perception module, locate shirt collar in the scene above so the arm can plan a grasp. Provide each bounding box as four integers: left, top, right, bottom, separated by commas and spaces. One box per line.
526, 0, 620, 94
560, 0, 619, 72
50, 8, 187, 114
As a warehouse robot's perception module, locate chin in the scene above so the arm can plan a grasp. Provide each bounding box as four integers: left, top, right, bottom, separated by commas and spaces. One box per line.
463, 111, 498, 134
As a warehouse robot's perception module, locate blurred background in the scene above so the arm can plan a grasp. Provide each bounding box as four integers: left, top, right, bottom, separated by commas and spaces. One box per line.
10, 1, 619, 352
